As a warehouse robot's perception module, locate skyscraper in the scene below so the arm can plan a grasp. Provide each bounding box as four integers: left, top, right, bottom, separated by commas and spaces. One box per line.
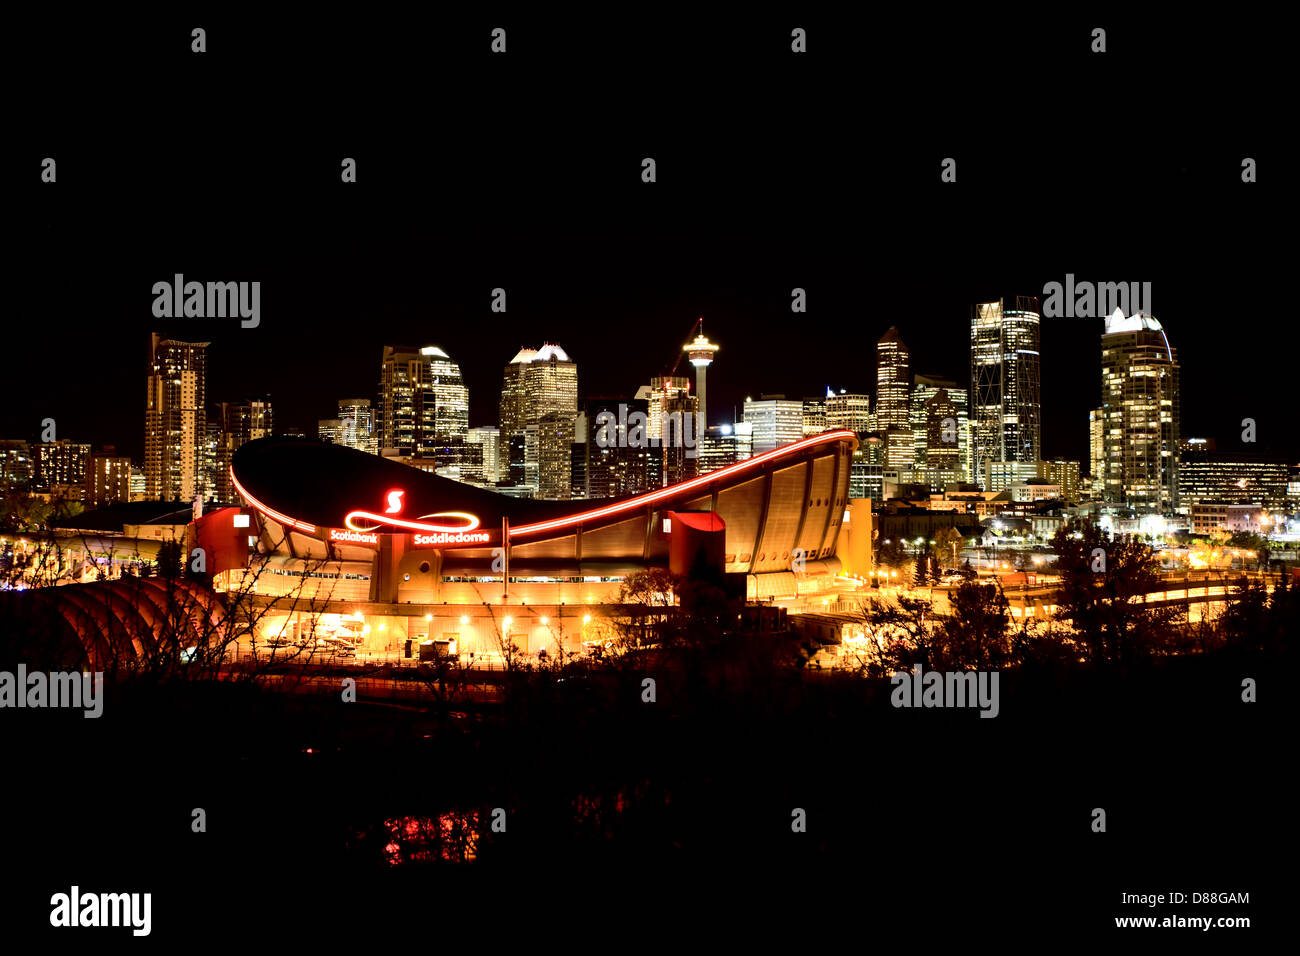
337, 398, 378, 455
876, 327, 912, 468
910, 375, 968, 479
497, 344, 578, 499
1100, 308, 1180, 512
970, 297, 1042, 486
466, 426, 501, 485
378, 345, 469, 459
1089, 408, 1105, 497
145, 334, 208, 502
575, 398, 653, 497
214, 399, 273, 500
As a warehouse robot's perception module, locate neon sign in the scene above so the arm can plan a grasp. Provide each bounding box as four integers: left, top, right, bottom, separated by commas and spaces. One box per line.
344, 489, 483, 536
414, 531, 490, 546
330, 528, 379, 545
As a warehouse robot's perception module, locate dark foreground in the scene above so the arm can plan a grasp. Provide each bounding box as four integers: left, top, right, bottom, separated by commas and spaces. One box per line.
4, 642, 1291, 947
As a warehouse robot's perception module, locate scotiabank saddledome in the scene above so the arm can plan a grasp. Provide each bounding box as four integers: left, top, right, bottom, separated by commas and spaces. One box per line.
228, 430, 862, 604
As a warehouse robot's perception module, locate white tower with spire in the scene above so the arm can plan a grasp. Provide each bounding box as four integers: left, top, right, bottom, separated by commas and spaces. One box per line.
683, 321, 720, 432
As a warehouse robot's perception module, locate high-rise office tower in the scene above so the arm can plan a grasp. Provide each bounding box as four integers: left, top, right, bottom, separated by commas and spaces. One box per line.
970, 297, 1042, 486
640, 376, 693, 442
910, 375, 969, 478
923, 389, 961, 470
378, 345, 469, 459
318, 418, 344, 443
199, 421, 222, 501
145, 334, 209, 502
497, 344, 578, 499
742, 396, 804, 454
575, 398, 654, 497
639, 376, 698, 487
337, 398, 378, 455
683, 326, 719, 432
1100, 308, 1180, 512
876, 327, 912, 468
850, 433, 886, 501
1089, 407, 1105, 497
699, 422, 753, 475
214, 398, 273, 500
466, 426, 501, 485
825, 388, 872, 437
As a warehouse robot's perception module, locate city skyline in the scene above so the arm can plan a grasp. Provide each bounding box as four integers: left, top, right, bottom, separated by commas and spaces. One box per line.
7, 290, 1290, 492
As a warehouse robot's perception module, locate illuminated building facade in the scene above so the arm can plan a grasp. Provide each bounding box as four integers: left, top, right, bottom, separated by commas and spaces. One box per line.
970, 298, 1042, 486
214, 399, 273, 501
318, 418, 344, 444
825, 389, 872, 438
337, 398, 378, 455
910, 375, 968, 479
1038, 460, 1083, 505
0, 440, 34, 492
466, 427, 500, 485
378, 345, 469, 459
574, 398, 654, 498
1089, 408, 1105, 497
1177, 449, 1288, 511
1191, 502, 1265, 536
743, 397, 804, 454
497, 345, 578, 499
876, 327, 912, 468
699, 423, 753, 475
145, 334, 209, 502
801, 397, 826, 436
1100, 309, 1180, 512
36, 440, 92, 492
85, 447, 132, 507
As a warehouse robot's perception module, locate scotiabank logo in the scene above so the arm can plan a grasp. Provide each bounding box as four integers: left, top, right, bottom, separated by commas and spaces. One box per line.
414, 531, 491, 546
330, 528, 379, 545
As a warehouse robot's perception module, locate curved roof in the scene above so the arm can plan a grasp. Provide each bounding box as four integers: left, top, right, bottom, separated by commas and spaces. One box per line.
231, 431, 859, 542
0, 577, 226, 671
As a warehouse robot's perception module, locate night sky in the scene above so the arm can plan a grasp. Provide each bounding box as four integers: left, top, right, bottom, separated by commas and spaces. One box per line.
9, 11, 1285, 467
